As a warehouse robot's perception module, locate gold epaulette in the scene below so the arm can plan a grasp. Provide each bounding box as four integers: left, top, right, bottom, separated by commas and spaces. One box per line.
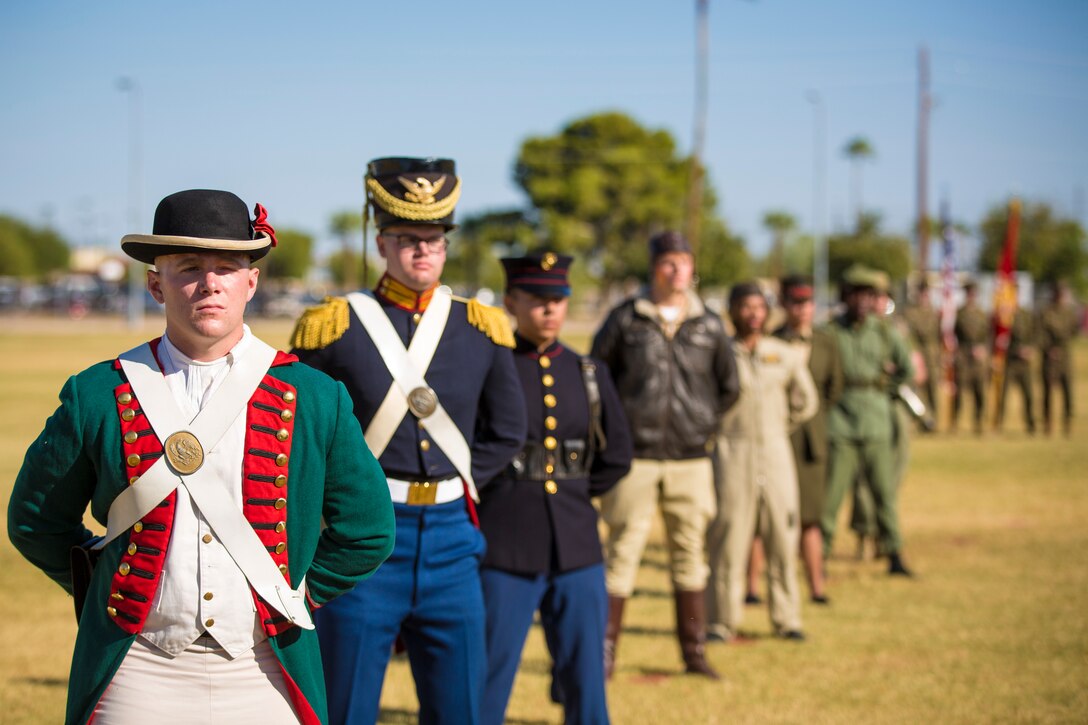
290, 296, 350, 350
458, 296, 515, 348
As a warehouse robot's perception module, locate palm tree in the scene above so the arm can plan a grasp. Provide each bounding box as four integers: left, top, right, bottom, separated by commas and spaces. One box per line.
762, 210, 796, 278
843, 136, 875, 230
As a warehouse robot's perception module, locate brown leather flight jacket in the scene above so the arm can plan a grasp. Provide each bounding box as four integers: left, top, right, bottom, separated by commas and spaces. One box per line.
591, 290, 740, 460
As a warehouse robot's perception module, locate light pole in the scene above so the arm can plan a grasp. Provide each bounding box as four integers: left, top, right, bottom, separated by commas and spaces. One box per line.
117, 76, 144, 329
806, 90, 828, 319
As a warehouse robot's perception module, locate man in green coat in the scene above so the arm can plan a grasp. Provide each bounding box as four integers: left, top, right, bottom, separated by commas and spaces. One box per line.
7, 190, 395, 724
1038, 281, 1080, 436
954, 280, 990, 434
903, 279, 941, 423
997, 298, 1037, 434
821, 265, 914, 577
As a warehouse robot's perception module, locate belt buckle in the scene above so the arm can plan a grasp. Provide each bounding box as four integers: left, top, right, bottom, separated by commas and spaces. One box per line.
406, 481, 438, 505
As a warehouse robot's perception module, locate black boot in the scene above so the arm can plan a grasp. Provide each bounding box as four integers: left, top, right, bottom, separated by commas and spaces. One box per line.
888, 552, 914, 577
674, 590, 721, 680
603, 595, 625, 680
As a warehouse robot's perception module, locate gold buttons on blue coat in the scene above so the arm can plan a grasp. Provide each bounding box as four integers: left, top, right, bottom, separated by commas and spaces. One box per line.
545, 416, 558, 430
544, 436, 558, 450
544, 394, 557, 408
420, 440, 431, 452
539, 356, 551, 369
545, 480, 558, 494
542, 374, 555, 387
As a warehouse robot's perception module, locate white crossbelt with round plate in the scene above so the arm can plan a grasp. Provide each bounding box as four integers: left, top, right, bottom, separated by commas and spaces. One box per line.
95, 340, 313, 629
347, 288, 479, 502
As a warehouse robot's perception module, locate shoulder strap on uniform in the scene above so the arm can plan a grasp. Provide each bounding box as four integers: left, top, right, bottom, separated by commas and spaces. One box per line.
454, 296, 515, 348
290, 296, 350, 350
580, 357, 607, 460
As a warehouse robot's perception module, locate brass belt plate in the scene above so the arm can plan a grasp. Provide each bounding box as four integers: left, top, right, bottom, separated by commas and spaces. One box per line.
407, 386, 438, 419
406, 481, 439, 505
164, 430, 204, 475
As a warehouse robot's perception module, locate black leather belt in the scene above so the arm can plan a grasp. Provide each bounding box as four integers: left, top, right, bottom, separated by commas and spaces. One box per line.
507, 439, 591, 481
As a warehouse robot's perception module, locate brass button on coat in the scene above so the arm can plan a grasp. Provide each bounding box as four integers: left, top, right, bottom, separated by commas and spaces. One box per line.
124, 431, 138, 444
117, 392, 133, 405
545, 416, 558, 430
107, 606, 118, 617
412, 313, 422, 324
127, 543, 137, 556
275, 522, 286, 534
126, 453, 141, 467
276, 428, 290, 442
545, 463, 555, 474
279, 564, 289, 574
542, 374, 555, 387
203, 592, 214, 601
274, 474, 287, 487
274, 498, 287, 510
275, 542, 287, 554
280, 409, 293, 422
205, 619, 214, 628
545, 480, 558, 494
275, 453, 288, 467
420, 440, 431, 452
129, 476, 139, 486
111, 592, 124, 601
544, 436, 558, 450
282, 391, 296, 402
539, 356, 551, 369
133, 522, 144, 533
118, 563, 131, 576
202, 534, 213, 544
544, 394, 557, 408
121, 409, 136, 422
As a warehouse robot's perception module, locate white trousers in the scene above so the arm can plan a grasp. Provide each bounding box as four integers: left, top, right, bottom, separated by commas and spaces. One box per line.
92, 637, 301, 724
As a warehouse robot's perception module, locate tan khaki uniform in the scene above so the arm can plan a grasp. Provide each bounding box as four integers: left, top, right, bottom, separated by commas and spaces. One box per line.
707, 336, 818, 637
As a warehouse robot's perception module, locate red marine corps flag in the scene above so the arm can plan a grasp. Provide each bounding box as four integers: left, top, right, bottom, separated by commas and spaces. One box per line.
989, 198, 1021, 427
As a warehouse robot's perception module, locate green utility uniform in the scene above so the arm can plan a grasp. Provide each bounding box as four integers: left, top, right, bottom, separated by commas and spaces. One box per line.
954, 300, 990, 432
998, 306, 1037, 433
1038, 301, 1080, 432
821, 314, 913, 558
850, 314, 915, 547
904, 301, 941, 419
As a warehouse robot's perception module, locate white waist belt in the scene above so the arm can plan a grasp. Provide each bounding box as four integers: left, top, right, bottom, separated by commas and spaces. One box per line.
387, 477, 464, 505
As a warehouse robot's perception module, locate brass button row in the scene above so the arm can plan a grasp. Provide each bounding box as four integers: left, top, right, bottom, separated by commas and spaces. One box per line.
124, 431, 138, 444
542, 374, 555, 387
121, 409, 136, 422
275, 453, 288, 467
276, 428, 290, 442
544, 480, 558, 495
280, 409, 293, 422
275, 474, 287, 488
539, 356, 551, 369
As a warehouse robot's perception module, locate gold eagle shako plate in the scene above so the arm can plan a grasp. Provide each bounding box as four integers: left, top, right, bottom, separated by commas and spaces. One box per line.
164, 431, 205, 475
407, 386, 438, 419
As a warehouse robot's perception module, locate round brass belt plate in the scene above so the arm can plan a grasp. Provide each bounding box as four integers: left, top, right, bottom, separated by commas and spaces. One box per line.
164, 430, 204, 475
408, 386, 438, 419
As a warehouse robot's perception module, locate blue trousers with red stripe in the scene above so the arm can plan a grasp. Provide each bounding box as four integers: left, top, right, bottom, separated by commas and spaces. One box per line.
480, 564, 609, 725
315, 500, 487, 725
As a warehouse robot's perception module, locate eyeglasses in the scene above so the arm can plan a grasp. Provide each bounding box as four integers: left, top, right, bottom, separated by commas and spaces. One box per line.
383, 233, 448, 253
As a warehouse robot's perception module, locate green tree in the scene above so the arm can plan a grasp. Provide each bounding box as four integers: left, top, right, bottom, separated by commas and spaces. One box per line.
326, 249, 364, 290
514, 111, 738, 288
330, 210, 363, 289
843, 136, 875, 228
828, 212, 911, 288
0, 215, 69, 278
446, 209, 537, 292
258, 228, 314, 281
977, 201, 1088, 294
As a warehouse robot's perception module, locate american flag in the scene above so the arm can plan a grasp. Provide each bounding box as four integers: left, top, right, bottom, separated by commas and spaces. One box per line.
939, 203, 958, 358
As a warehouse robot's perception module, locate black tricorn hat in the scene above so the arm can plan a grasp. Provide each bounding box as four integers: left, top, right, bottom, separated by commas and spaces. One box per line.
501, 250, 573, 298
365, 157, 461, 231
121, 189, 276, 265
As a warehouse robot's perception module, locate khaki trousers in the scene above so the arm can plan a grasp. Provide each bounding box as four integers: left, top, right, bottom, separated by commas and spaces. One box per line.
93, 637, 300, 724
600, 457, 716, 596
706, 437, 803, 637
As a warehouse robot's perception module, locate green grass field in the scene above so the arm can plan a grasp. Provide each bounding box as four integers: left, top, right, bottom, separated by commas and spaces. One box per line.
0, 315, 1085, 723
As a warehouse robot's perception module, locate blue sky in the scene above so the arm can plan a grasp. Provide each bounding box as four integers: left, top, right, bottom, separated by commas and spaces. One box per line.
2, 1, 1085, 268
